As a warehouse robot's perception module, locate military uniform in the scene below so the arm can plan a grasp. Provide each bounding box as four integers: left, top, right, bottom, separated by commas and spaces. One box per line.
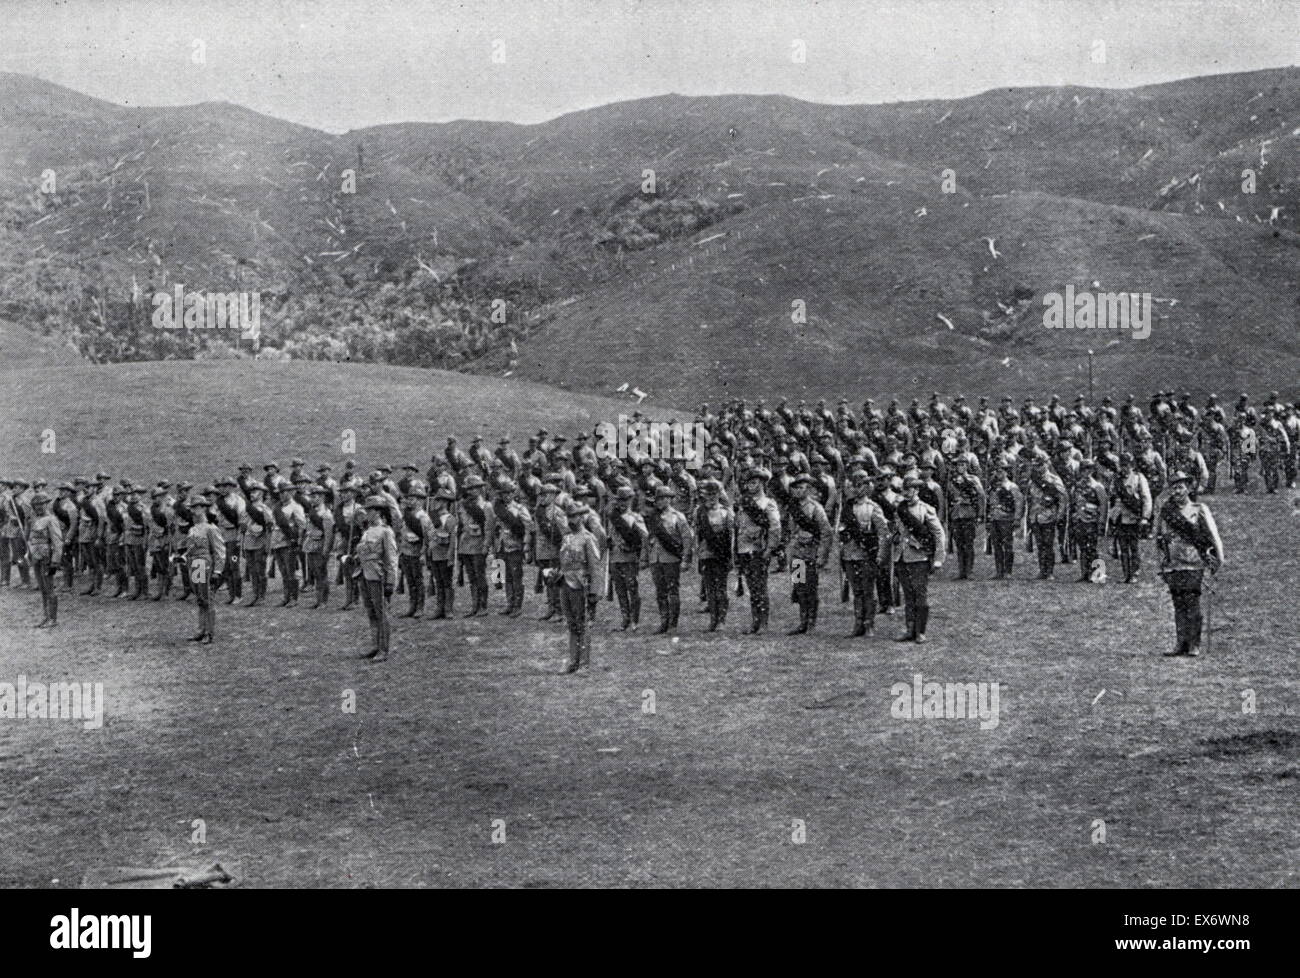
947, 469, 985, 579
396, 488, 432, 617
987, 472, 1023, 578
492, 487, 534, 617
1112, 463, 1153, 582
213, 482, 246, 603
426, 491, 458, 618
558, 501, 603, 673
353, 497, 399, 661
181, 500, 226, 643
1069, 465, 1109, 581
26, 494, 63, 626
839, 477, 888, 636
271, 487, 307, 605
533, 484, 566, 620
786, 476, 832, 634
302, 489, 336, 608
735, 474, 781, 633
694, 484, 735, 631
642, 486, 693, 633
892, 485, 946, 642
1026, 469, 1067, 580
1156, 473, 1225, 657
146, 488, 174, 599
607, 487, 647, 630
456, 477, 496, 615
241, 490, 274, 605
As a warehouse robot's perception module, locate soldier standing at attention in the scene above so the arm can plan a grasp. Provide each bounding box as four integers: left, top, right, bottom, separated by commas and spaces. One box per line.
558, 498, 603, 674
77, 479, 104, 595
839, 469, 889, 637
1156, 471, 1225, 657
426, 486, 458, 619
987, 463, 1023, 579
272, 481, 306, 606
1112, 453, 1153, 583
695, 478, 735, 632
146, 487, 173, 600
302, 486, 336, 609
180, 496, 225, 645
892, 477, 946, 643
53, 483, 78, 592
607, 484, 647, 631
354, 496, 399, 662
1228, 413, 1256, 494
1026, 460, 1067, 581
457, 474, 495, 616
396, 483, 430, 617
494, 477, 534, 617
642, 485, 693, 634
26, 492, 62, 628
786, 474, 832, 635
947, 457, 985, 580
241, 484, 273, 606
533, 479, 565, 621
1069, 459, 1109, 582
735, 468, 780, 634
214, 478, 246, 604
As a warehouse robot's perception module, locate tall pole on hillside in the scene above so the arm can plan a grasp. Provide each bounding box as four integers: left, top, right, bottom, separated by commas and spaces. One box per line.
1087, 349, 1095, 402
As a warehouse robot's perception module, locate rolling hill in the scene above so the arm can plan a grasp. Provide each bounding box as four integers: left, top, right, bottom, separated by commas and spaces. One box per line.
3, 67, 1300, 403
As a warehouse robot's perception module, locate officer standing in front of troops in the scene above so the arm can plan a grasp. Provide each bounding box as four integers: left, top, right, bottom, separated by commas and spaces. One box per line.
987, 463, 1024, 579
558, 497, 603, 674
1156, 471, 1225, 657
892, 476, 946, 643
492, 477, 534, 617
839, 468, 889, 637
607, 484, 647, 631
735, 467, 781, 634
426, 486, 458, 619
302, 486, 336, 609
146, 487, 173, 600
695, 478, 735, 631
947, 457, 985, 580
785, 473, 832, 635
1111, 452, 1153, 583
179, 495, 225, 645
26, 491, 62, 628
456, 474, 495, 616
396, 483, 431, 618
1069, 459, 1109, 582
272, 481, 306, 606
241, 483, 273, 606
1026, 459, 1068, 581
1229, 411, 1256, 493
213, 478, 246, 604
642, 484, 693, 634
354, 495, 399, 662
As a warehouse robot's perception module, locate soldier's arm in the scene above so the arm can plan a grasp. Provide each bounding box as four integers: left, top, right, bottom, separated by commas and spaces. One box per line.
928, 508, 947, 565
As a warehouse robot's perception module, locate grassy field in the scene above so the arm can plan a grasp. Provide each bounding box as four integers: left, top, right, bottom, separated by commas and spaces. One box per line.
0, 359, 677, 485
1, 430, 1296, 885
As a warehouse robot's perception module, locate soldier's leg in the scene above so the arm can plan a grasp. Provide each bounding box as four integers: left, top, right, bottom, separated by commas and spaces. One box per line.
805, 563, 820, 630
650, 564, 669, 632
665, 563, 681, 629
845, 559, 865, 635
61, 547, 75, 590
612, 561, 632, 627
226, 547, 241, 600
896, 560, 916, 639
0, 536, 10, 587
561, 584, 583, 672
359, 577, 381, 654
510, 551, 525, 613
912, 563, 932, 640
475, 554, 489, 610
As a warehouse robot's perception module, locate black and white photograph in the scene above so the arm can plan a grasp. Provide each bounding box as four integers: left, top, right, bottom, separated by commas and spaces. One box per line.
0, 0, 1293, 931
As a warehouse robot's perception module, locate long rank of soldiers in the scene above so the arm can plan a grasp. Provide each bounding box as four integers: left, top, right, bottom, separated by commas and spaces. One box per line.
1, 386, 1257, 668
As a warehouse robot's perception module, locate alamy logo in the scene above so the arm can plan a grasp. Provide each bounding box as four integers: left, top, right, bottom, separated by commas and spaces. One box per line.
1042, 285, 1151, 339
593, 415, 709, 469
151, 284, 261, 343
890, 673, 1001, 729
0, 675, 103, 730
50, 909, 151, 958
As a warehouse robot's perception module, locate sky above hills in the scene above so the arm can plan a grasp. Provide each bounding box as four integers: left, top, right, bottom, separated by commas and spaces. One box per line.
2, 0, 1297, 132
